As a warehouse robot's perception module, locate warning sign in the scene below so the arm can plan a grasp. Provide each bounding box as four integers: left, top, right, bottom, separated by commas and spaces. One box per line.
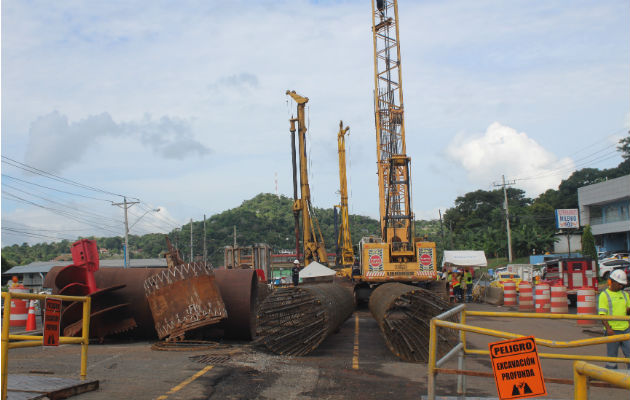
367, 248, 384, 271
489, 336, 546, 400
43, 297, 62, 346
417, 247, 434, 269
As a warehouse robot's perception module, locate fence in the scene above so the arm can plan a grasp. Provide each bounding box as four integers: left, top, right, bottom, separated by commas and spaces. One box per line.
427, 304, 630, 400
1, 291, 91, 400
573, 360, 630, 399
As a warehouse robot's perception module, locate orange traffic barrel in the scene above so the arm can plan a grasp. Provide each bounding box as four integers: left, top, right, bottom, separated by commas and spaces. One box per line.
535, 283, 550, 313
9, 285, 29, 327
576, 287, 597, 326
503, 280, 517, 306
518, 281, 534, 312
550, 284, 568, 314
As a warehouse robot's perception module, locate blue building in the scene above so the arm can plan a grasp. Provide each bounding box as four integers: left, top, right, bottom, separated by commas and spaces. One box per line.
578, 174, 630, 252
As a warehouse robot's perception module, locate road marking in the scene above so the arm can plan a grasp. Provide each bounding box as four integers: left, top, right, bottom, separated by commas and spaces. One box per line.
156, 365, 214, 400
353, 313, 359, 370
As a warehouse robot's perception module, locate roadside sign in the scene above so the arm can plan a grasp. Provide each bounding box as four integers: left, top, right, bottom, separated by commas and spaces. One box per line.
43, 298, 62, 346
555, 209, 579, 229
488, 336, 546, 400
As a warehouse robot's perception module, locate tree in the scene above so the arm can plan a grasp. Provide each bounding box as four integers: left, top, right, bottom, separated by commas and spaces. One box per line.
581, 225, 598, 276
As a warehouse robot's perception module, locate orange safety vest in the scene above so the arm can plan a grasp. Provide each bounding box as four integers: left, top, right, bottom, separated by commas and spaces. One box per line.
452, 275, 460, 287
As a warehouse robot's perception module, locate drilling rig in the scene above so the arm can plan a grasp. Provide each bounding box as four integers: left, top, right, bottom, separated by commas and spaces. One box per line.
287, 90, 329, 266
334, 121, 355, 268
353, 0, 437, 302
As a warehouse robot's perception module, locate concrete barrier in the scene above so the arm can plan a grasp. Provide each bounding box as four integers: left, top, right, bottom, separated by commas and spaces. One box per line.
485, 286, 504, 306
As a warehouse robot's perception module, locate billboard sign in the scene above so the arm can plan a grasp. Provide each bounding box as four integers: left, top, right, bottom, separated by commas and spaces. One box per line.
555, 209, 579, 229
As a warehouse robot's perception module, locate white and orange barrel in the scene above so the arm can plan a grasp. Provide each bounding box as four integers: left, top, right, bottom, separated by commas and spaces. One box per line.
503, 280, 517, 306
9, 285, 29, 327
550, 284, 568, 314
577, 287, 597, 326
518, 281, 534, 312
535, 283, 550, 313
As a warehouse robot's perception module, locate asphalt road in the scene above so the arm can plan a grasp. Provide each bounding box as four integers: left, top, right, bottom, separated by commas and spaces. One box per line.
6, 303, 628, 399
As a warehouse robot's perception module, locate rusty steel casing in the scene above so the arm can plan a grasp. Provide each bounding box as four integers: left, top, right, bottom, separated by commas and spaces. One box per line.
369, 282, 457, 363
256, 283, 354, 356
144, 262, 227, 340
213, 269, 259, 340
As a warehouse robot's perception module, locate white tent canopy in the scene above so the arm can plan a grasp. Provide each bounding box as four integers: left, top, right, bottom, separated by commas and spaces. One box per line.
442, 250, 488, 268
299, 261, 336, 278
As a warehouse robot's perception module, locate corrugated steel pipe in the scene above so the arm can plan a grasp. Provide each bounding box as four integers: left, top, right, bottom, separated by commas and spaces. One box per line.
369, 282, 457, 363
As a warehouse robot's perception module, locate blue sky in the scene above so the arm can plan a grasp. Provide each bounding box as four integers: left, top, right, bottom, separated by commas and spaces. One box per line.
1, 0, 628, 246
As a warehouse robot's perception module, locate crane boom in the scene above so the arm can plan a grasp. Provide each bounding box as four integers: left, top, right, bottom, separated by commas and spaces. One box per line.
287, 90, 328, 266
336, 121, 354, 267
353, 0, 437, 302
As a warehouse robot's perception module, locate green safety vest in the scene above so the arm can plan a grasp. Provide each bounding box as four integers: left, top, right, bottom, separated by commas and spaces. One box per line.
598, 288, 630, 331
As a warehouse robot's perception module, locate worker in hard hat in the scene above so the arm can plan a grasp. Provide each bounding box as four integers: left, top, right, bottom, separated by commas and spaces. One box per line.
598, 269, 630, 370
292, 259, 301, 287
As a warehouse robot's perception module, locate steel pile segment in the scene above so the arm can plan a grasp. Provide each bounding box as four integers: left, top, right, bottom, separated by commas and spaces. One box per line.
214, 269, 259, 340
143, 262, 227, 340
256, 283, 354, 356
369, 283, 457, 362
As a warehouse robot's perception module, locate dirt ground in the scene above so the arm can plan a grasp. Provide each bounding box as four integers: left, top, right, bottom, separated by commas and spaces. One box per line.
6, 302, 629, 399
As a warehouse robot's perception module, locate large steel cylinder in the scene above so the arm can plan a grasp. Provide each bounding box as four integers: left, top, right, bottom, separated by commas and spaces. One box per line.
144, 262, 227, 340
213, 269, 259, 340
256, 283, 354, 356
369, 283, 457, 363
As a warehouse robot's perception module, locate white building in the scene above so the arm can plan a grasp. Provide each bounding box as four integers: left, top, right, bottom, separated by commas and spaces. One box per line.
577, 174, 630, 252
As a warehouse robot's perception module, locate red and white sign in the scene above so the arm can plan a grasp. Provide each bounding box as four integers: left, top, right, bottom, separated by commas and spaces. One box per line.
370, 254, 382, 268
420, 253, 432, 266
43, 298, 62, 346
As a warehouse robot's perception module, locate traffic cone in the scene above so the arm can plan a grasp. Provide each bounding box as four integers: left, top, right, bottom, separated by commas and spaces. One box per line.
26, 300, 37, 331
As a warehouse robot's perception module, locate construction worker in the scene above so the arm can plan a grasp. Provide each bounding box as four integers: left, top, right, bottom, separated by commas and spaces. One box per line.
452, 271, 461, 303
292, 259, 300, 287
464, 269, 473, 303
598, 269, 630, 370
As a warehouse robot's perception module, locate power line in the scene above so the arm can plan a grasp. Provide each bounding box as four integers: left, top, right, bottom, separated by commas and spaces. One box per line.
1, 155, 135, 200
2, 174, 114, 202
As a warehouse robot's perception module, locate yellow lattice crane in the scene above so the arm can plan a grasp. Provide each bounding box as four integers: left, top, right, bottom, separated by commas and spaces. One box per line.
334, 121, 354, 267
354, 0, 437, 302
287, 90, 328, 266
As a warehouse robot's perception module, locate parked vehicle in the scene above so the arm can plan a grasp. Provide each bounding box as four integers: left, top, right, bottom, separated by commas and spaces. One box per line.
490, 272, 522, 291
598, 259, 630, 280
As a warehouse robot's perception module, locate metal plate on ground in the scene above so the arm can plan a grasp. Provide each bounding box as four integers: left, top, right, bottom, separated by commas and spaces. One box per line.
189, 354, 232, 364
7, 374, 99, 400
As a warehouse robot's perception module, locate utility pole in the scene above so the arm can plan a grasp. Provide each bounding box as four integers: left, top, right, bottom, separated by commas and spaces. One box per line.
112, 197, 139, 268
203, 214, 207, 265
190, 218, 193, 262
233, 225, 237, 247
494, 175, 516, 262
438, 209, 446, 268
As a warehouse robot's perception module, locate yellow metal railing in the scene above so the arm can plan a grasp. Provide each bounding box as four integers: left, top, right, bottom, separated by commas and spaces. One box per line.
573, 361, 630, 399
1, 291, 91, 400
427, 305, 630, 400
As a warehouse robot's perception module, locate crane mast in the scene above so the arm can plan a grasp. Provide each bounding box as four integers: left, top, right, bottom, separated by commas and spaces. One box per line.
372, 0, 413, 259
335, 121, 354, 267
287, 90, 328, 266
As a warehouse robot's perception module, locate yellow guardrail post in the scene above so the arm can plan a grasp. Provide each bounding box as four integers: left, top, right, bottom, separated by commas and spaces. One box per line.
81, 296, 91, 380
2, 292, 12, 400
458, 309, 467, 396
427, 318, 437, 400
573, 360, 630, 400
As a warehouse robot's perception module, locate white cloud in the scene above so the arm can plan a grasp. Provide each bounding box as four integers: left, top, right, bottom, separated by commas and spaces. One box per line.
24, 112, 210, 173
446, 122, 574, 196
